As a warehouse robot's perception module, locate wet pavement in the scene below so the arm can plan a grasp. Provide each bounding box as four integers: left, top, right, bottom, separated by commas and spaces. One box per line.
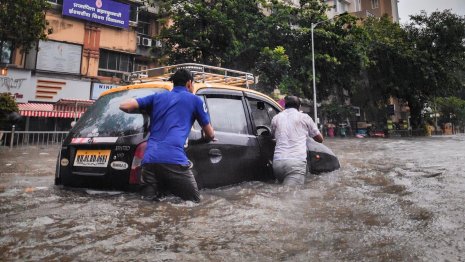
1, 136, 465, 261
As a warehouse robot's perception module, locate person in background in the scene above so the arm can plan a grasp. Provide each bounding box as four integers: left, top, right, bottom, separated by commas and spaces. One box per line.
119, 69, 215, 202
271, 95, 323, 186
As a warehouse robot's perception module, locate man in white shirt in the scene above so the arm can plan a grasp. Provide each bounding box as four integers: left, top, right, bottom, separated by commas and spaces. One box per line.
271, 96, 324, 185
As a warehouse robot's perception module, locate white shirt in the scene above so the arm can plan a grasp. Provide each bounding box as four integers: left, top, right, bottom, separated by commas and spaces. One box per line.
271, 108, 320, 161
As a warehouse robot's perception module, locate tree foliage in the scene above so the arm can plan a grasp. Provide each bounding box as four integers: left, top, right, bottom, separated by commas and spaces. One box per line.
433, 97, 465, 127
0, 93, 18, 114
320, 102, 353, 124
351, 16, 416, 124
0, 93, 18, 129
406, 10, 465, 97
255, 46, 290, 93
155, 1, 464, 129
351, 11, 465, 128
0, 0, 51, 52
158, 0, 365, 101
158, 0, 265, 70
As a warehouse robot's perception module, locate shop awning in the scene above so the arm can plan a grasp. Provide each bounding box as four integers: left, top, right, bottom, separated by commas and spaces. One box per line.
54, 99, 94, 117
18, 99, 94, 118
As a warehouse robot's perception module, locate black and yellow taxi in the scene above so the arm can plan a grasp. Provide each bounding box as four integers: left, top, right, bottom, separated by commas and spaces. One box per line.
55, 64, 340, 190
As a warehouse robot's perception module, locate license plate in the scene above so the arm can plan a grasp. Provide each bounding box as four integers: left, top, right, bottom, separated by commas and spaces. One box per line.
74, 150, 111, 168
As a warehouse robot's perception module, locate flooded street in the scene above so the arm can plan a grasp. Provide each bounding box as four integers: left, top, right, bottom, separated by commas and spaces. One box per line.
1, 136, 464, 261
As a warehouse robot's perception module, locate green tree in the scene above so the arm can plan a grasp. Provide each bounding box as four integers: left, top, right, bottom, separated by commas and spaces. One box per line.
351, 16, 414, 125
255, 46, 290, 93
0, 92, 19, 129
0, 93, 18, 114
157, 0, 367, 106
0, 0, 51, 52
158, 0, 265, 70
266, 2, 367, 102
405, 10, 465, 97
320, 102, 353, 124
311, 14, 368, 102
404, 10, 465, 127
351, 11, 465, 129
433, 97, 465, 129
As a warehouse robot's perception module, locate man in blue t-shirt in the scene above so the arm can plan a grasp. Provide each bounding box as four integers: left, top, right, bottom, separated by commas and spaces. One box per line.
119, 69, 215, 202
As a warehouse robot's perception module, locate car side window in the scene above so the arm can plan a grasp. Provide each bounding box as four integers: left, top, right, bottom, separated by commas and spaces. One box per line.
248, 98, 280, 127
266, 103, 279, 120
206, 96, 248, 134
248, 98, 272, 127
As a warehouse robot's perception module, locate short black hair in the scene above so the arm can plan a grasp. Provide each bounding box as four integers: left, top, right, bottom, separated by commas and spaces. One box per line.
169, 69, 194, 86
284, 95, 301, 109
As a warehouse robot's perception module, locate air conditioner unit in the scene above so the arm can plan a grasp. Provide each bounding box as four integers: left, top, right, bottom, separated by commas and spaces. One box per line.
142, 37, 152, 47
136, 35, 141, 45
137, 65, 148, 71
155, 40, 162, 48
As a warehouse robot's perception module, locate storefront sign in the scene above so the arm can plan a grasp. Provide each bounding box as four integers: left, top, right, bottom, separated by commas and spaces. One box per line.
36, 41, 82, 74
0, 76, 26, 90
62, 0, 130, 29
91, 83, 118, 100
0, 69, 33, 103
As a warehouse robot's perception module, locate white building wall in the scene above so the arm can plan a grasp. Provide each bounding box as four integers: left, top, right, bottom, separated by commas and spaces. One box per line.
326, 0, 357, 19
0, 68, 91, 103
391, 0, 400, 22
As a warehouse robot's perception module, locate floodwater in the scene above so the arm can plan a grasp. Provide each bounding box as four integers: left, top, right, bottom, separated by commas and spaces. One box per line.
1, 136, 464, 261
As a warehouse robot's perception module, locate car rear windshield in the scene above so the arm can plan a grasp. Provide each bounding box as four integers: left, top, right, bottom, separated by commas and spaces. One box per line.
71, 88, 167, 137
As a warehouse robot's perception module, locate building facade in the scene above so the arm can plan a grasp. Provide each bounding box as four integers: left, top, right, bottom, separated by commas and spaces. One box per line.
325, 0, 399, 22
0, 0, 162, 131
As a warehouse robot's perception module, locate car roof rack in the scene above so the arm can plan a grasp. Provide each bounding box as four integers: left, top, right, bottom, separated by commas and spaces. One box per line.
124, 63, 256, 88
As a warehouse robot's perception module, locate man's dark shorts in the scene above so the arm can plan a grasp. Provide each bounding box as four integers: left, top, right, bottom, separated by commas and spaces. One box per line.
140, 163, 200, 202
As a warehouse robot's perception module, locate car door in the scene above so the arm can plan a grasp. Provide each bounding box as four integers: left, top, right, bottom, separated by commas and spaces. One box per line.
186, 89, 263, 188
244, 93, 281, 180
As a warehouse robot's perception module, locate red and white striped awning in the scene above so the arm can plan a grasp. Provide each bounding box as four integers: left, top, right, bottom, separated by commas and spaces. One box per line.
18, 103, 88, 118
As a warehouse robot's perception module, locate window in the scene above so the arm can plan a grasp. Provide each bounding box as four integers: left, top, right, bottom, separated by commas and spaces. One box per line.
0, 41, 13, 64
73, 88, 167, 137
355, 0, 362, 12
337, 0, 349, 13
135, 63, 148, 72
249, 99, 271, 128
136, 11, 151, 35
47, 0, 63, 4
98, 50, 134, 78
206, 96, 248, 134
371, 0, 379, 9
247, 98, 280, 134
266, 103, 279, 119
130, 5, 139, 23
248, 99, 278, 123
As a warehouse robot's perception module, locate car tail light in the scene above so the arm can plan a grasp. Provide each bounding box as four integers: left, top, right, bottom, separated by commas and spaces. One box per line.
129, 142, 147, 184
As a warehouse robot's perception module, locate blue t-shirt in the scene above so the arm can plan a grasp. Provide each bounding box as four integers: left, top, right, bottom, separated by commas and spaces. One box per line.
136, 86, 210, 165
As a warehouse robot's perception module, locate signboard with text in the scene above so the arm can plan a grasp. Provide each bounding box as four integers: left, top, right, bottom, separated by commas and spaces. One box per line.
36, 41, 82, 74
62, 0, 130, 29
91, 83, 118, 100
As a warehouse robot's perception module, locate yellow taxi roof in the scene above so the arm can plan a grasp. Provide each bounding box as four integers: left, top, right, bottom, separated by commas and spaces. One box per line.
100, 81, 282, 109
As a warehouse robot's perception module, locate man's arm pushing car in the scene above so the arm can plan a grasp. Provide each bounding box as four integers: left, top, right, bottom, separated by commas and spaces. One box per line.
119, 98, 140, 113
201, 124, 215, 141
312, 133, 324, 143
119, 99, 215, 141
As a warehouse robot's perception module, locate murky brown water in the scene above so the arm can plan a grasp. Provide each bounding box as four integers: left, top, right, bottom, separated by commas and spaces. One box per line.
1, 136, 465, 261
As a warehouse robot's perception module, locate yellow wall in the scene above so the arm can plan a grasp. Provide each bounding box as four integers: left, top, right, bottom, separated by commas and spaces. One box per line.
99, 27, 137, 53
46, 12, 85, 45
44, 10, 138, 78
